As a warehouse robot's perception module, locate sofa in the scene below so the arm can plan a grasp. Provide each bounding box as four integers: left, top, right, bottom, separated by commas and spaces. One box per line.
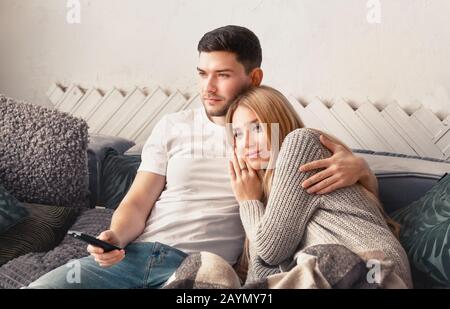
1, 94, 449, 289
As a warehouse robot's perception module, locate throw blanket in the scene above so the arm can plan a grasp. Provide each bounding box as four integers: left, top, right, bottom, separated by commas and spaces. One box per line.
163, 244, 407, 289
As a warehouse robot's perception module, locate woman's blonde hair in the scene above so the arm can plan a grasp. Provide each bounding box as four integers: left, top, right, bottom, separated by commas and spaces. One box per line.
226, 85, 400, 282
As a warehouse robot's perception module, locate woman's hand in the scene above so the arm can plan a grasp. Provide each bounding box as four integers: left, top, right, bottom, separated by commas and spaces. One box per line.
229, 150, 263, 202
87, 230, 126, 267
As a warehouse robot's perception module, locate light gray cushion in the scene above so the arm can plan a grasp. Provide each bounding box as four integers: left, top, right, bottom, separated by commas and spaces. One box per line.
124, 143, 143, 155
88, 134, 135, 162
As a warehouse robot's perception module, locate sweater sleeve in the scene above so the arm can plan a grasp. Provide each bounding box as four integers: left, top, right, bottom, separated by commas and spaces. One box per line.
239, 128, 325, 267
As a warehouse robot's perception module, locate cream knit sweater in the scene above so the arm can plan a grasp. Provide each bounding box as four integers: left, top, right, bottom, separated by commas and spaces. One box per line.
239, 128, 412, 288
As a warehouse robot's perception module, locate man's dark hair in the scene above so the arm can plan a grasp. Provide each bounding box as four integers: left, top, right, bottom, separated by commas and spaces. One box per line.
197, 25, 262, 74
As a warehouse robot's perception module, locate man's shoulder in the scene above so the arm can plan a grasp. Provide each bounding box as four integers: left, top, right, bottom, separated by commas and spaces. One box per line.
161, 108, 201, 125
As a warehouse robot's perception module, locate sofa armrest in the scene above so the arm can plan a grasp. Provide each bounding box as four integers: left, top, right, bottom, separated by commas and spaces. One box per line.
87, 134, 135, 208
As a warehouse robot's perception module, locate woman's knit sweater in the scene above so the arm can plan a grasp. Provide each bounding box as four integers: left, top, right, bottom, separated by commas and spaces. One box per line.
239, 128, 412, 288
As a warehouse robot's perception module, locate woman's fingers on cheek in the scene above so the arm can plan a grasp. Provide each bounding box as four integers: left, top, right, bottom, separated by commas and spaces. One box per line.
232, 154, 241, 176
229, 161, 237, 180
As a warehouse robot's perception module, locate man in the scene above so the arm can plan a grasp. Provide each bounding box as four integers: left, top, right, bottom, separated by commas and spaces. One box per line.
29, 25, 377, 288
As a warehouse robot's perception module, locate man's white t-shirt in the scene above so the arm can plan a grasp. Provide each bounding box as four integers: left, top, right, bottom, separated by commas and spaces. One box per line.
135, 107, 245, 264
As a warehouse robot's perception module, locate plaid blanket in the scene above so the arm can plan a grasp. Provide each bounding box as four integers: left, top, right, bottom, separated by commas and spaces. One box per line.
163, 244, 407, 289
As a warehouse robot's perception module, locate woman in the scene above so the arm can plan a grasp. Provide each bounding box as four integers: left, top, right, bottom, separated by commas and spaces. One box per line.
225, 85, 412, 288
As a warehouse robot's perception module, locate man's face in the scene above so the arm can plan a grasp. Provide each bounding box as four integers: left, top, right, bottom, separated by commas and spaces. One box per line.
197, 51, 253, 117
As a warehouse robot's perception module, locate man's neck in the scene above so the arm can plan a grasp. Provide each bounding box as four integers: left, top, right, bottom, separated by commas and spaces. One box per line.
208, 114, 226, 126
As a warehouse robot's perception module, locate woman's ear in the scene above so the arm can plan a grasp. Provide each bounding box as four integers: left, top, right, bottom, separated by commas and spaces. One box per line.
250, 68, 263, 86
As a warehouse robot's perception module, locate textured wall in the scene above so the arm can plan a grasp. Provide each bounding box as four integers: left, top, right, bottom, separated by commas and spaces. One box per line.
0, 0, 449, 119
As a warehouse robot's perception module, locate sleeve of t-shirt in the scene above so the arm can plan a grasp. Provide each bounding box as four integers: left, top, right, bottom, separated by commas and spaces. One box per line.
137, 115, 169, 176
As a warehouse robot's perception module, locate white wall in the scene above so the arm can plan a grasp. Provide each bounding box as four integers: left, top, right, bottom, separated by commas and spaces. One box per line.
1, 0, 449, 119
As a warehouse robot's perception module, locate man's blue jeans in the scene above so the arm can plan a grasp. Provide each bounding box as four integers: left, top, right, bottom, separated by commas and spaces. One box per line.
28, 242, 187, 289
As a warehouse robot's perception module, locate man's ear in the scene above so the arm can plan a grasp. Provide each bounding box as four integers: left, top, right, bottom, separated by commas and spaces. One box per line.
250, 68, 263, 87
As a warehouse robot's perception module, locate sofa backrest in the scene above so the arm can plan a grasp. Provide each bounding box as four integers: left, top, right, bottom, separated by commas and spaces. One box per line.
377, 173, 441, 214
356, 150, 450, 214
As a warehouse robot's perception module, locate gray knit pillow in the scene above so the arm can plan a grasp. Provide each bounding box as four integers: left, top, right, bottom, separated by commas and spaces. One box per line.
0, 94, 89, 208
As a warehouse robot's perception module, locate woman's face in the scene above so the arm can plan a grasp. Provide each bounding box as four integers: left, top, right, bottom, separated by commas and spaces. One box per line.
231, 105, 271, 170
